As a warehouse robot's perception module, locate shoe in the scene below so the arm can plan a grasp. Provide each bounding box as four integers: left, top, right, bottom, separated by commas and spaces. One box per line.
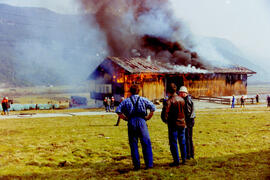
133, 167, 140, 171
169, 162, 180, 167
144, 166, 153, 170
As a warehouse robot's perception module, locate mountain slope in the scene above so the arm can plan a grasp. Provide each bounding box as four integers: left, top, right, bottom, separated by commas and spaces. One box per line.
0, 3, 105, 87
192, 36, 269, 82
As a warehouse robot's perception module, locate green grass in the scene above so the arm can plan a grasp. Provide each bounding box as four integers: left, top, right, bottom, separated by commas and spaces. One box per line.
0, 109, 269, 179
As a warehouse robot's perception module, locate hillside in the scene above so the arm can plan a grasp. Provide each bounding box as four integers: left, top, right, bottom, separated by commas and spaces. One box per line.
0, 3, 266, 87
193, 36, 269, 82
0, 4, 103, 87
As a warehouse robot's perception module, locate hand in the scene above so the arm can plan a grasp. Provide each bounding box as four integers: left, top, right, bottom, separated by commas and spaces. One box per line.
145, 111, 154, 121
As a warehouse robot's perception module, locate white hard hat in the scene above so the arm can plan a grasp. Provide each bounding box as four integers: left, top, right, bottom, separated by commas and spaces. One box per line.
5, 97, 8, 100
179, 86, 188, 93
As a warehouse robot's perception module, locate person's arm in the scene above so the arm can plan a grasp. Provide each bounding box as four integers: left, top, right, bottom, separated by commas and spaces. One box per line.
145, 111, 154, 120
164, 99, 171, 123
117, 113, 128, 121
144, 98, 156, 120
115, 100, 128, 120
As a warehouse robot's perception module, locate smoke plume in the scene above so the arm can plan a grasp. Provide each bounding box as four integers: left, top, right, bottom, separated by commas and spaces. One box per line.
79, 0, 208, 69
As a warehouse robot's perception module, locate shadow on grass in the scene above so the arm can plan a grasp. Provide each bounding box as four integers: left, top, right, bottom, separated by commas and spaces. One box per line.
88, 125, 116, 127
0, 150, 269, 179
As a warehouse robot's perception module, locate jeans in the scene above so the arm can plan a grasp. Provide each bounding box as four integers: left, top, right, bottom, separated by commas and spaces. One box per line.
105, 105, 110, 112
128, 117, 153, 169
168, 126, 186, 163
185, 126, 194, 159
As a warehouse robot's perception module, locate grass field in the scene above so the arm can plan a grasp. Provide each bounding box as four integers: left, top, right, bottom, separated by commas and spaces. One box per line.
0, 108, 269, 179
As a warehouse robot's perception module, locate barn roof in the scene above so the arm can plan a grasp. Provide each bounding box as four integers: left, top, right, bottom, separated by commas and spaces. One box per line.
106, 57, 256, 74
210, 66, 256, 74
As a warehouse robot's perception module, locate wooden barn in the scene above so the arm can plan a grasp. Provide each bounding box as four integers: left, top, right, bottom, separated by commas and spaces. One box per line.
88, 57, 256, 102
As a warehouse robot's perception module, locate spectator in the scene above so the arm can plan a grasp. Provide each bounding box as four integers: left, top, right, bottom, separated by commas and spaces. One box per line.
256, 94, 259, 103
103, 97, 109, 112
179, 86, 195, 160
115, 97, 124, 126
267, 95, 270, 108
107, 97, 111, 112
1, 97, 9, 115
231, 95, 235, 108
110, 96, 115, 111
161, 83, 186, 166
240, 96, 245, 108
116, 84, 155, 170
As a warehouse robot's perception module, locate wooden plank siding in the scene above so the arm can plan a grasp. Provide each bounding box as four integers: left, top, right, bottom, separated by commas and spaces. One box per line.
185, 78, 247, 98
123, 74, 165, 100
142, 79, 165, 100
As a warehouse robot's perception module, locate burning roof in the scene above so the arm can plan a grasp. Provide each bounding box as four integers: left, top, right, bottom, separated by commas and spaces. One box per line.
105, 57, 256, 75
209, 66, 256, 74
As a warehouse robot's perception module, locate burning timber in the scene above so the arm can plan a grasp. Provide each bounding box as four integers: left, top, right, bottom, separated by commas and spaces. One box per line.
88, 57, 256, 102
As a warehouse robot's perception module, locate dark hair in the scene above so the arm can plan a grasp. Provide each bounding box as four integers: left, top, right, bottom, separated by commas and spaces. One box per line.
167, 83, 177, 94
130, 84, 140, 95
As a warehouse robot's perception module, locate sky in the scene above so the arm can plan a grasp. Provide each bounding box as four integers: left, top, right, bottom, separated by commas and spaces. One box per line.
0, 0, 80, 14
0, 0, 269, 61
170, 0, 270, 61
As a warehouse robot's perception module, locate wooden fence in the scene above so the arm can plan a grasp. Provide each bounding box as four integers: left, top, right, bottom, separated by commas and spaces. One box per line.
196, 96, 256, 105
196, 96, 231, 105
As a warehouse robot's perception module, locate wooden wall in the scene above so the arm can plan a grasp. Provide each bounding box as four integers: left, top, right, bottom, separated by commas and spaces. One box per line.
185, 78, 247, 98
142, 79, 165, 100
122, 73, 247, 100
123, 74, 165, 100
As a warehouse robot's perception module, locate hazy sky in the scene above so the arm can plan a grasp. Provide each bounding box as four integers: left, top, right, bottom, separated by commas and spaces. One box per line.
1, 0, 270, 60
0, 0, 80, 14
171, 0, 270, 60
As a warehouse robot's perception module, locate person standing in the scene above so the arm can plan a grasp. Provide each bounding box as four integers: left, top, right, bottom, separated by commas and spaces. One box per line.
240, 96, 245, 108
231, 95, 235, 108
115, 97, 124, 126
256, 94, 259, 104
116, 84, 155, 170
103, 97, 108, 112
267, 95, 270, 108
161, 83, 186, 166
110, 96, 115, 111
179, 86, 195, 160
107, 97, 111, 112
1, 97, 9, 115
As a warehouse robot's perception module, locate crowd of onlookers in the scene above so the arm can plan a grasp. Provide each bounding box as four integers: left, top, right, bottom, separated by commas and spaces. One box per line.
231, 94, 270, 108
115, 84, 195, 170
103, 96, 116, 112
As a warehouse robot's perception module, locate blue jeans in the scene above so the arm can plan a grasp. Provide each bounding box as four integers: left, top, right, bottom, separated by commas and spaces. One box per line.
128, 117, 153, 169
168, 126, 186, 163
105, 105, 110, 112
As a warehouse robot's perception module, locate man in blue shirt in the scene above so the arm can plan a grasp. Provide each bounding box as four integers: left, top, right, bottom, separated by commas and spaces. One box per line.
116, 84, 156, 170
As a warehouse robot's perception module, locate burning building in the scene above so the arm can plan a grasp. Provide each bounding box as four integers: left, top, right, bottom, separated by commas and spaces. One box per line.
80, 0, 256, 102
88, 57, 256, 102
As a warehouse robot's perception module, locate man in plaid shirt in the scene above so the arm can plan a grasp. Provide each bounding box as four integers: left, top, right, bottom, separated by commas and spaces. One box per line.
116, 84, 156, 170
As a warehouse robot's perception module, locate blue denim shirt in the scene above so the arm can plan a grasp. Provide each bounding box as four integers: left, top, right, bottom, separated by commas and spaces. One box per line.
116, 95, 156, 119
